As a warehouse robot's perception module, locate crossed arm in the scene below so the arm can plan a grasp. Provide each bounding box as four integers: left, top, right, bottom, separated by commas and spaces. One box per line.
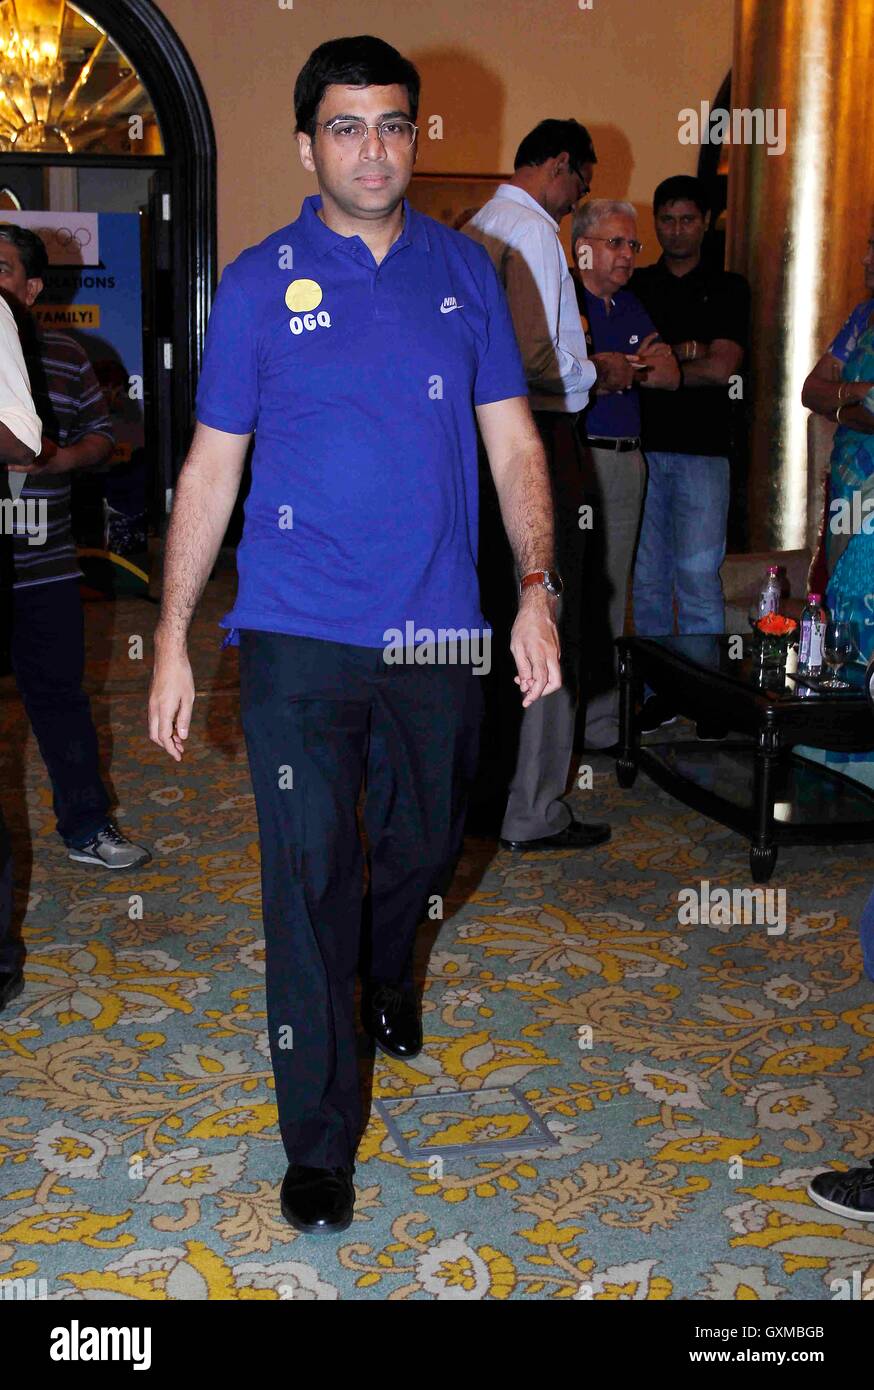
672, 337, 744, 386
802, 349, 874, 434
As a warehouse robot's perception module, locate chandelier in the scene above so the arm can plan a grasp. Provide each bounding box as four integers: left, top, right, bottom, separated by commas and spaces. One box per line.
0, 23, 65, 92
0, 0, 162, 155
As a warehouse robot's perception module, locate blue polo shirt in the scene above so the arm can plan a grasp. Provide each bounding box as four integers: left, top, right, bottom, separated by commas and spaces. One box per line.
577, 283, 656, 439
196, 194, 528, 647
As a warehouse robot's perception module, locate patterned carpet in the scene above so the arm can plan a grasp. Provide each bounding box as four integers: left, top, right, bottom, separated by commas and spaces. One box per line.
1, 561, 873, 1301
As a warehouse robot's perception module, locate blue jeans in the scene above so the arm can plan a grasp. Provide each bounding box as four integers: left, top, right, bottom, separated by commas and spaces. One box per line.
633, 451, 729, 636
2, 579, 110, 846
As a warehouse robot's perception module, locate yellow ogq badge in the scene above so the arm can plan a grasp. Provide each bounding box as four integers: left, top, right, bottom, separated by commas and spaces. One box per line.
284, 278, 331, 335
285, 279, 322, 312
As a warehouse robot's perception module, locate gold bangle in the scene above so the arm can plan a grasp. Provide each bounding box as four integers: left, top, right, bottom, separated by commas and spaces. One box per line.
836, 402, 851, 425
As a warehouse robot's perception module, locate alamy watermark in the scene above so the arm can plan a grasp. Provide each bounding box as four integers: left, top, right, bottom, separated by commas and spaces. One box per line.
678, 101, 786, 157
382, 621, 491, 674
677, 879, 786, 934
829, 491, 874, 536
0, 496, 47, 546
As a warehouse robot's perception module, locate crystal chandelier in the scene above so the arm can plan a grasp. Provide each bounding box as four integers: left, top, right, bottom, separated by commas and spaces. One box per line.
0, 23, 65, 91
0, 4, 67, 151
0, 1, 161, 155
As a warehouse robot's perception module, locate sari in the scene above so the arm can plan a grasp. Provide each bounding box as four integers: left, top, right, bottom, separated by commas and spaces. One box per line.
798, 302, 874, 788
824, 310, 874, 652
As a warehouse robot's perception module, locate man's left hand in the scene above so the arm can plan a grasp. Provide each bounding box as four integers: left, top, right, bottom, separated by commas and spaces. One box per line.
510, 589, 562, 706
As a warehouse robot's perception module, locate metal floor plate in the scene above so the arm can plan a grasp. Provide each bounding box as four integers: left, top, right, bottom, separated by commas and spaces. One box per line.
374, 1085, 557, 1159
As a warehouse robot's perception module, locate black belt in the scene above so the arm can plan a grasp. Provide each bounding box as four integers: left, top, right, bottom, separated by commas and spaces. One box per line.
586, 436, 641, 452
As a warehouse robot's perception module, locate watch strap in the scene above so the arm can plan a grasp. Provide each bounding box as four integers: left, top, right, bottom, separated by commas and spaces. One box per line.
520, 571, 549, 592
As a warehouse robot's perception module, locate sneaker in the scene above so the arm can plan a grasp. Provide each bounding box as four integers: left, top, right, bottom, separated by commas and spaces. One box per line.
639, 696, 678, 732
696, 720, 729, 741
807, 1160, 874, 1222
67, 822, 152, 870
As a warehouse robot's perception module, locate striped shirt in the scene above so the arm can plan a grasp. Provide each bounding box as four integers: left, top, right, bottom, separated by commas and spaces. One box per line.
14, 327, 114, 590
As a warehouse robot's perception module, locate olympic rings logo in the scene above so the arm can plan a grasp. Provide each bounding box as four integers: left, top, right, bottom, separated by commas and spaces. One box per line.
49, 226, 93, 250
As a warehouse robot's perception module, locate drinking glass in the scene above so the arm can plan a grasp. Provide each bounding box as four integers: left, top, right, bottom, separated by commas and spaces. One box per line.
821, 620, 858, 688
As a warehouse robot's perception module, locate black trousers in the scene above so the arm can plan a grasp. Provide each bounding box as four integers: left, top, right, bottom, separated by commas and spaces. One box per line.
0, 807, 14, 974
0, 578, 110, 845
239, 630, 482, 1168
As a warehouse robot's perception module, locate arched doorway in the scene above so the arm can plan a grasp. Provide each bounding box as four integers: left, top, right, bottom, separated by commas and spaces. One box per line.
0, 0, 215, 564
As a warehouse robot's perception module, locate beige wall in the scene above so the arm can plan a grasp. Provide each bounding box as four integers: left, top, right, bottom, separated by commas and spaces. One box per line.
155, 0, 734, 270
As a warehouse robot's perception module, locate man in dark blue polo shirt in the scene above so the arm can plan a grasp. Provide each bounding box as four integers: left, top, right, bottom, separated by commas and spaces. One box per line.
572, 200, 679, 750
148, 36, 562, 1235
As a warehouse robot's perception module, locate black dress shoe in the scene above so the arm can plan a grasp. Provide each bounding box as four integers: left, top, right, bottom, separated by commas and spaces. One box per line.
501, 818, 612, 853
363, 983, 423, 1060
280, 1163, 355, 1234
0, 969, 24, 1012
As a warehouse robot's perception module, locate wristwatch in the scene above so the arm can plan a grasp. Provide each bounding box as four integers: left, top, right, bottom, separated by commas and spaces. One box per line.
519, 569, 563, 598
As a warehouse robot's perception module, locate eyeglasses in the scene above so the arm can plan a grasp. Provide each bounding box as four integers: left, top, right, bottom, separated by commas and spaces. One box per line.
584, 235, 643, 254
316, 118, 418, 149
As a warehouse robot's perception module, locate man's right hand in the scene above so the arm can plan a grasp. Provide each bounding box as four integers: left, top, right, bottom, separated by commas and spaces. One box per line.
591, 352, 638, 392
149, 634, 195, 762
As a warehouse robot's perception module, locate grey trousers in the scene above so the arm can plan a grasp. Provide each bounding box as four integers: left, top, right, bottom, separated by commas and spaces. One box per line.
578, 444, 647, 749
500, 412, 585, 841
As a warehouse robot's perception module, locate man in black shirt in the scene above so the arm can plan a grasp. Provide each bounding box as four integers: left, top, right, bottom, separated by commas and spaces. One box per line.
629, 176, 749, 729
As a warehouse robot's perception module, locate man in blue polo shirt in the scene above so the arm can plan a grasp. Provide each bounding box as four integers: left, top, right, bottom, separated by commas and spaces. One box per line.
148, 36, 561, 1235
572, 200, 679, 750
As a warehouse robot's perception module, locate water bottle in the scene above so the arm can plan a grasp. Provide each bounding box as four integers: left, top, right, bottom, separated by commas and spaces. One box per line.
755, 565, 782, 619
798, 593, 826, 676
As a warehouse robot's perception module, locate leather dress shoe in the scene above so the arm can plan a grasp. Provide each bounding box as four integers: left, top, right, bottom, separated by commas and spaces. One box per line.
364, 983, 423, 1060
280, 1163, 355, 1234
501, 818, 612, 853
0, 969, 24, 1012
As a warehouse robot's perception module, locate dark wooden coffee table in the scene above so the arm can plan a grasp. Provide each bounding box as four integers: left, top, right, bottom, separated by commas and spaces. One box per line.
617, 635, 874, 882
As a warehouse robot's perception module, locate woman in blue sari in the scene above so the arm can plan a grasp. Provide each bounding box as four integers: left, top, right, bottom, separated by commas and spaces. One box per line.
801, 250, 874, 1225
801, 235, 874, 1023
801, 236, 874, 773
803, 238, 874, 629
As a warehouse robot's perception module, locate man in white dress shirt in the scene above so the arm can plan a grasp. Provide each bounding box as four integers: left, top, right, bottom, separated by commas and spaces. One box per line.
464, 120, 634, 849
0, 294, 41, 1011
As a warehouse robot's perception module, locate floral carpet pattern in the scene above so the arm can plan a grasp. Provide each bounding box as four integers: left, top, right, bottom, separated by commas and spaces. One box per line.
1, 565, 873, 1301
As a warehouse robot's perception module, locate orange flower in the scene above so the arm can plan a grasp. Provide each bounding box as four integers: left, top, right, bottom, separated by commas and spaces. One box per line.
756, 613, 797, 636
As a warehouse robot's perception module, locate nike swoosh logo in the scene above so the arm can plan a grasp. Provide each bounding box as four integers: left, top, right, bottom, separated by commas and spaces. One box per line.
440, 303, 463, 313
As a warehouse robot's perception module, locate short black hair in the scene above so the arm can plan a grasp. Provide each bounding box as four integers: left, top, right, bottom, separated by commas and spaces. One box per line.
294, 35, 420, 138
0, 222, 49, 280
652, 175, 709, 218
513, 119, 597, 173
